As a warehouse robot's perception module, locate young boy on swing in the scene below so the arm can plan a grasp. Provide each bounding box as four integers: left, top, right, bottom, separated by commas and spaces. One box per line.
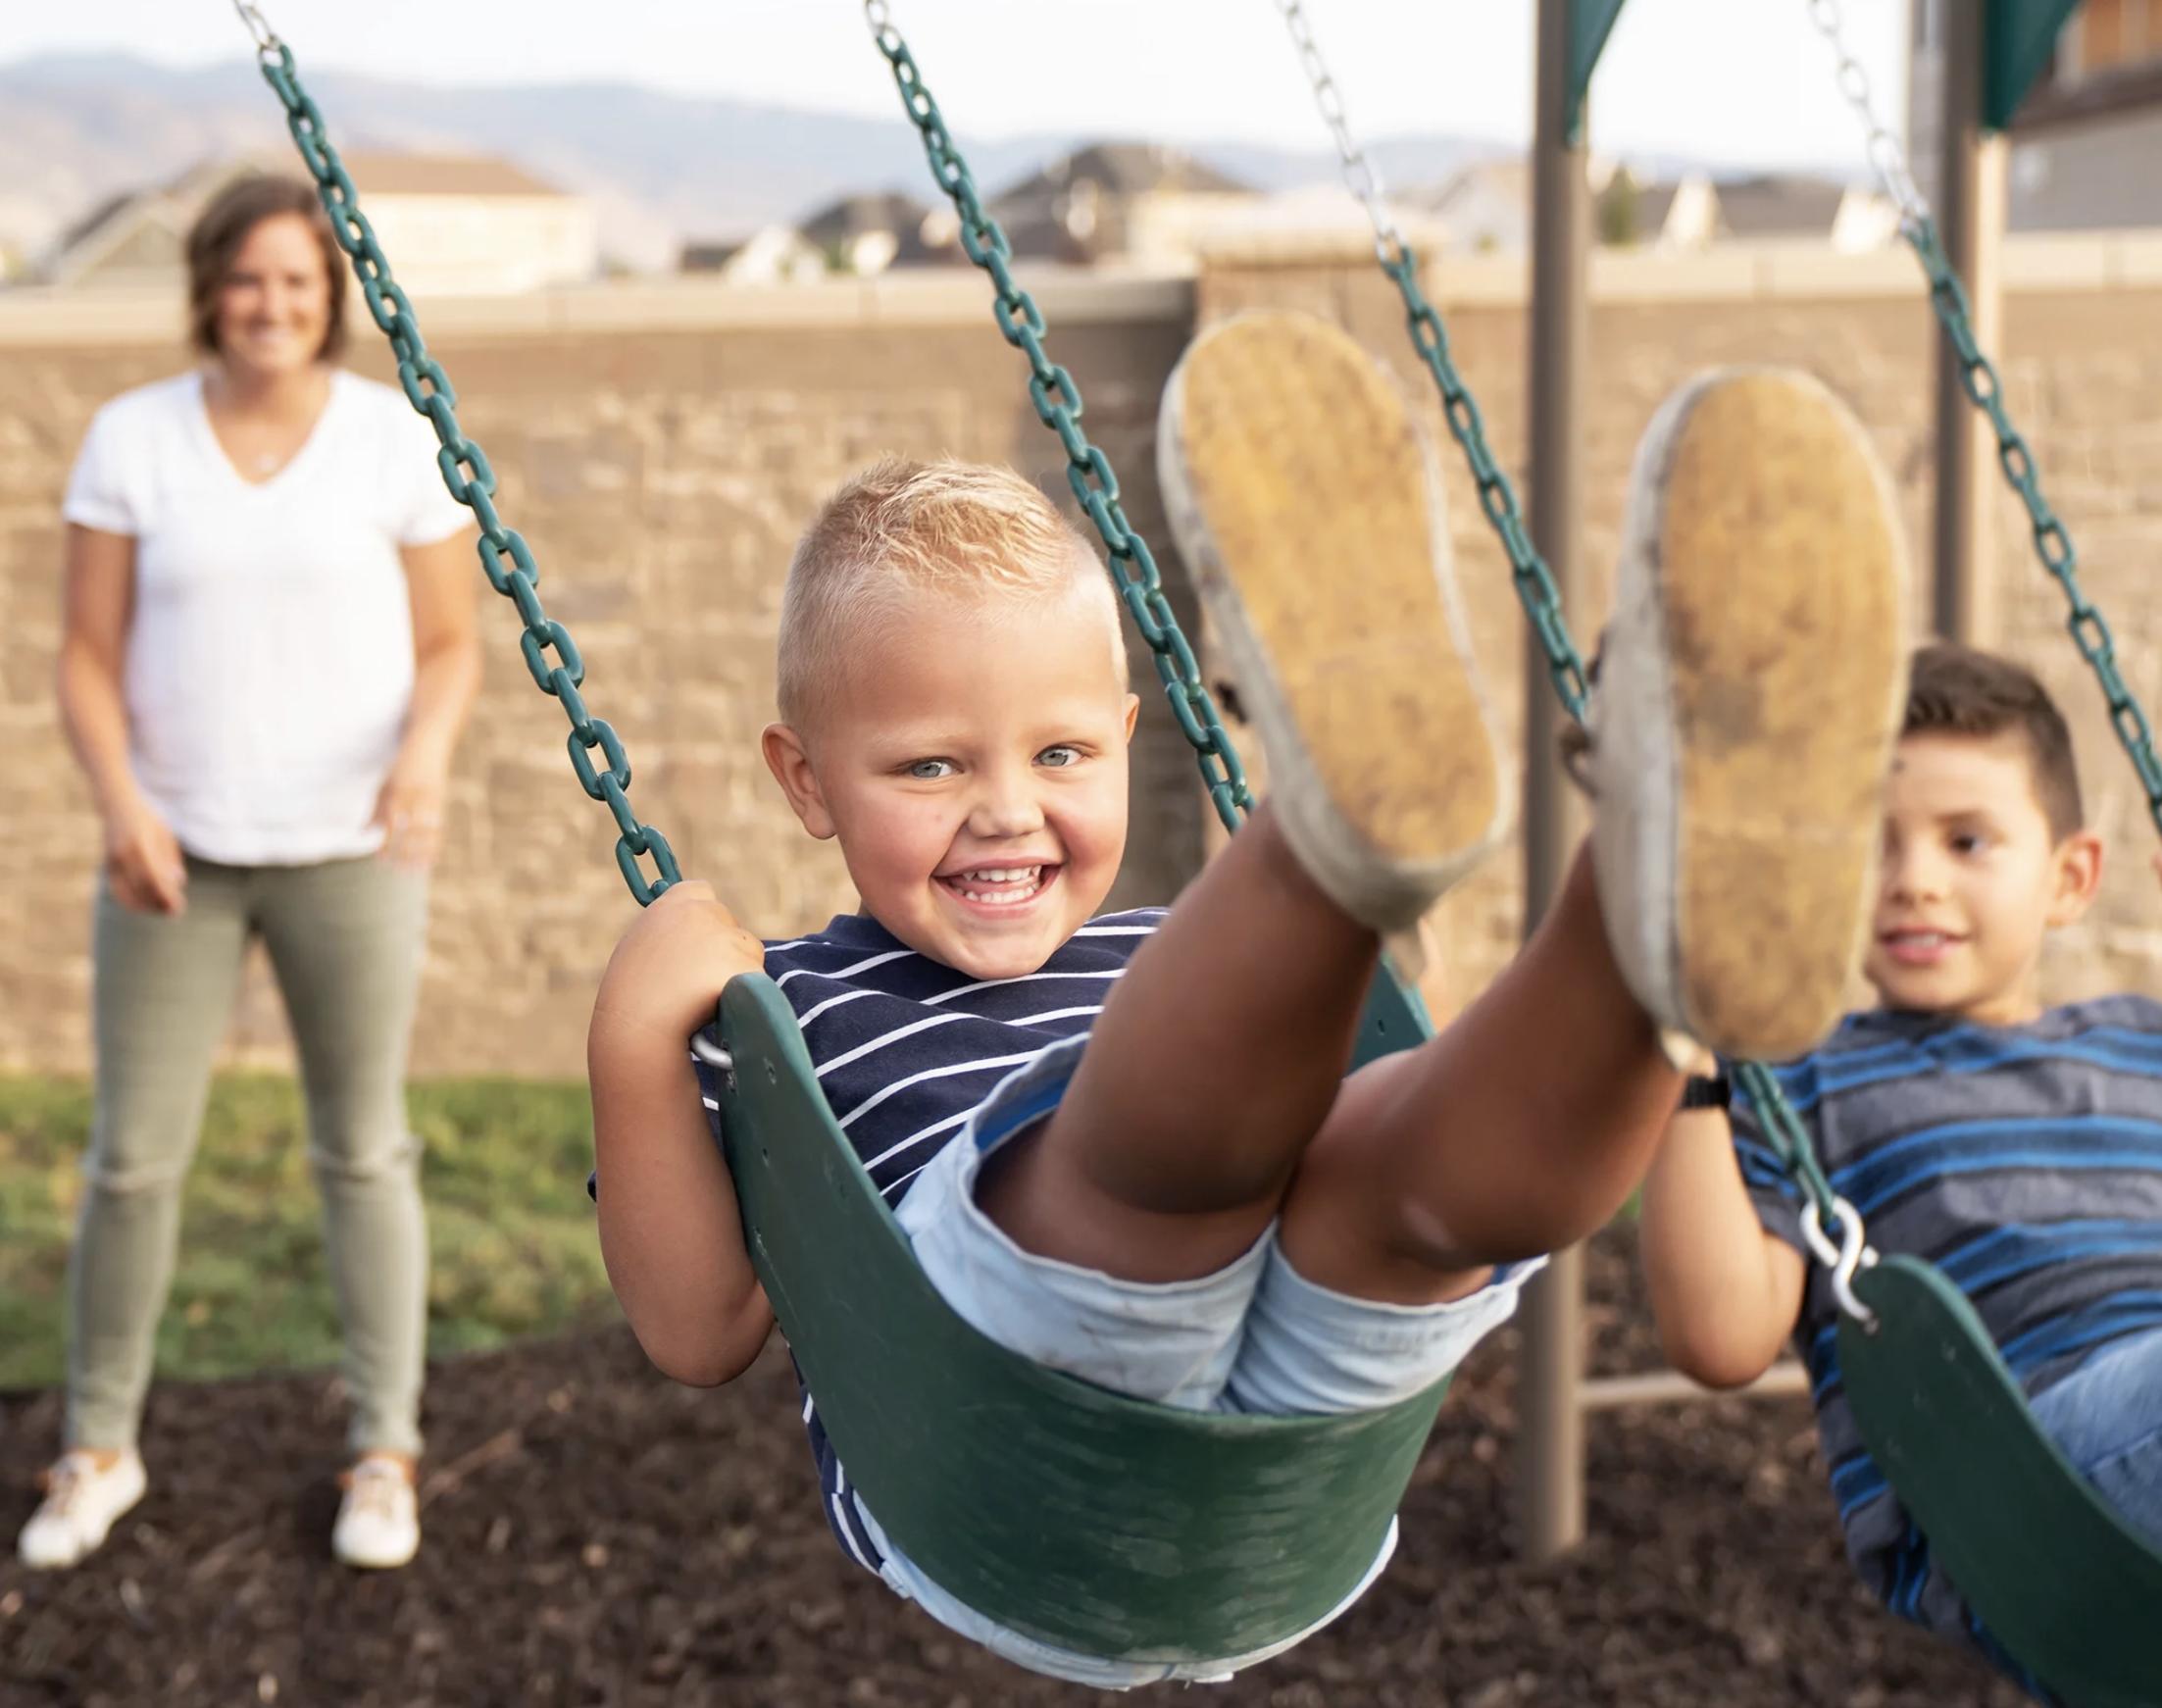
587, 312, 1910, 1686
1639, 640, 2162, 1669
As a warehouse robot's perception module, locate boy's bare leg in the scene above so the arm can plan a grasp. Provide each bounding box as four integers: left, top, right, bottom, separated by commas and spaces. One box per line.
979, 800, 1384, 1283
1277, 847, 1677, 1307
980, 829, 1678, 1301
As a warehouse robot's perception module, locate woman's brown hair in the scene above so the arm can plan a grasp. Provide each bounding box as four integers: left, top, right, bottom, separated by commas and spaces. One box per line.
184, 175, 348, 362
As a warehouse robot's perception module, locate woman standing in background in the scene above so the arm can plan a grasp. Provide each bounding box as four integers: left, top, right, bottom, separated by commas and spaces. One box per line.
19, 174, 480, 1572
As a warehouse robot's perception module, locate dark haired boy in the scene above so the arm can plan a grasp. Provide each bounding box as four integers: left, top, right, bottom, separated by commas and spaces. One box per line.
1640, 640, 2162, 1663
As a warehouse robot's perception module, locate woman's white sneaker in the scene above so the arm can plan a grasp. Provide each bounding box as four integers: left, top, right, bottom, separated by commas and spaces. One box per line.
331, 1454, 420, 1570
17, 1449, 147, 1570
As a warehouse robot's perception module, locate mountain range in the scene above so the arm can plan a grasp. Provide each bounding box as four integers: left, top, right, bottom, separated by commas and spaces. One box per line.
0, 52, 1554, 274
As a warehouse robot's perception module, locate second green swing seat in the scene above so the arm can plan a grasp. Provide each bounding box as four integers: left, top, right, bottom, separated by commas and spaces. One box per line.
1838, 1257, 2162, 1708
705, 965, 1446, 1663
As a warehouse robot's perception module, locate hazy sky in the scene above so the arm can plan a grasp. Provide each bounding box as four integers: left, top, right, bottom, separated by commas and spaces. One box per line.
2, 2, 1912, 172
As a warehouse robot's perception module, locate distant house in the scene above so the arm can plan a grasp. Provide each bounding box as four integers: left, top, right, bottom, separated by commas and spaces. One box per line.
45, 153, 597, 294
1402, 157, 1535, 254
1184, 182, 1450, 259
987, 143, 1255, 266
1709, 174, 1898, 250
680, 226, 827, 285
792, 191, 961, 276
1908, 0, 2162, 231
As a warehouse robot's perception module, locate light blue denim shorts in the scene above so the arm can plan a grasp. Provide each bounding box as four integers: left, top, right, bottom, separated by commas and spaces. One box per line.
863, 1032, 1543, 1689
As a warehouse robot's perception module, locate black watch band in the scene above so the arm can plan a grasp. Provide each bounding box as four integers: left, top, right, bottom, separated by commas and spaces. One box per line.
1681, 1072, 1732, 1111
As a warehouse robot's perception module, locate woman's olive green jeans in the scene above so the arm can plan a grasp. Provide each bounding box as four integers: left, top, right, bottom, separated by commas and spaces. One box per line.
67, 854, 429, 1459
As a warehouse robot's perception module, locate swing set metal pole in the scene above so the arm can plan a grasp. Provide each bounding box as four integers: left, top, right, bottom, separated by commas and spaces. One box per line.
1932, 0, 2009, 646
1517, 0, 1597, 1564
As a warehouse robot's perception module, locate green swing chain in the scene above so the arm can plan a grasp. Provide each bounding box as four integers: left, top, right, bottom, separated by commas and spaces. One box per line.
230, 1, 680, 906
863, 1, 1252, 838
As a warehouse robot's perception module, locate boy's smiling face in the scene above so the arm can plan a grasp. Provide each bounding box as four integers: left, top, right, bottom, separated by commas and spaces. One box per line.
765, 578, 1139, 980
1864, 730, 2102, 1026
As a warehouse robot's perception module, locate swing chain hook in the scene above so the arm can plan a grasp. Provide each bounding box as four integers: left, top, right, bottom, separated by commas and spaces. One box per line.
689, 1030, 735, 1081
1803, 0, 1929, 238
1800, 1194, 1881, 1331
1273, 1, 1407, 269
230, 0, 282, 61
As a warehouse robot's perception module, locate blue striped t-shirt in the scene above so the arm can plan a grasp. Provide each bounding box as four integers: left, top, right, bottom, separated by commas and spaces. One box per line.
1731, 995, 2162, 1649
693, 906, 1164, 1574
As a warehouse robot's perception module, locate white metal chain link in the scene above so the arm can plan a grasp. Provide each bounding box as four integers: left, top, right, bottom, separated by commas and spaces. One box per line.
1272, 0, 1407, 267
230, 0, 280, 58
1801, 1193, 1882, 1328
1805, 0, 1932, 234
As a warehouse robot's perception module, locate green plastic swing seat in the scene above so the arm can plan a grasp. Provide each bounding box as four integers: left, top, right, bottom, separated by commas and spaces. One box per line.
706, 964, 1448, 1664
1838, 1255, 2162, 1708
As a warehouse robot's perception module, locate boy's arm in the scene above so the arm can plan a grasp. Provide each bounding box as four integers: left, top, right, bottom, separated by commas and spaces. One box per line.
589, 880, 776, 1387
1639, 1103, 1808, 1389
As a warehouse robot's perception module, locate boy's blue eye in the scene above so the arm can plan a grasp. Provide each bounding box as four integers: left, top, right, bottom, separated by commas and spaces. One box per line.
907, 759, 956, 780
1036, 745, 1081, 769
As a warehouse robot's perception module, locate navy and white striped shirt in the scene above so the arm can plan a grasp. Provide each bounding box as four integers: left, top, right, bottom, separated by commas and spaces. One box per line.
701, 906, 1164, 1573
1732, 995, 2162, 1651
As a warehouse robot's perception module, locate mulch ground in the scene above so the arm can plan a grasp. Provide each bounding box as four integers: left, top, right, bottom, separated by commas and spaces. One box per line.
0, 1231, 2028, 1708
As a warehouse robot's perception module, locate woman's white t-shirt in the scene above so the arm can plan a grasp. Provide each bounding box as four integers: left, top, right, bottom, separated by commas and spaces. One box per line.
63, 369, 471, 866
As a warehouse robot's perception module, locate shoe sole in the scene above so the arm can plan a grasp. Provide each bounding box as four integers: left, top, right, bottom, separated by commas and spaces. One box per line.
1157, 312, 1508, 930
1621, 370, 1907, 1058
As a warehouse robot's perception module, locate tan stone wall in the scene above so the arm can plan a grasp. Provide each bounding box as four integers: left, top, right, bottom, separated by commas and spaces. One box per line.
0, 275, 1205, 1077
6, 241, 2162, 1077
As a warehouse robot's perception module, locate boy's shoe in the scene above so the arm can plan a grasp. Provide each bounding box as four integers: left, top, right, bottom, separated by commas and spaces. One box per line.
17, 1448, 147, 1570
1591, 368, 1909, 1061
1158, 311, 1512, 932
331, 1454, 420, 1570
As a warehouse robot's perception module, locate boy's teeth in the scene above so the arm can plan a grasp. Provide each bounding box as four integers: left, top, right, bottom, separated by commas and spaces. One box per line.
949, 865, 1045, 905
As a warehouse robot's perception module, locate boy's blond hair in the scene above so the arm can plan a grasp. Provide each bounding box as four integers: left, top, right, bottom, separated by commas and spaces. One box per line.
778, 457, 1127, 727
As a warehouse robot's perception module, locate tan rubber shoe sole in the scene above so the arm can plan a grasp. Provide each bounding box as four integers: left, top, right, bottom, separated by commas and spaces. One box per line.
1157, 312, 1509, 931
1600, 369, 1908, 1060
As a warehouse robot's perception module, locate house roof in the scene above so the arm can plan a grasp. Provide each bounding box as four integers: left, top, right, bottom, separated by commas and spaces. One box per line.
795, 191, 932, 248
1713, 174, 1849, 238
1403, 157, 1532, 217
991, 142, 1252, 206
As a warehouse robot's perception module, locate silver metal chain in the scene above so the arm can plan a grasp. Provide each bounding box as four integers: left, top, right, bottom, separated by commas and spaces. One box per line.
230, 0, 280, 58
1272, 0, 1407, 267
1805, 0, 1931, 233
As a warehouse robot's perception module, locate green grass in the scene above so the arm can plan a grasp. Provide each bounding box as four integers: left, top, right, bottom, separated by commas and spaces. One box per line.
0, 1074, 615, 1390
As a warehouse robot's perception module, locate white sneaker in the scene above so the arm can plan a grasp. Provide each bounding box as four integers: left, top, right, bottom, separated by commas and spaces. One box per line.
1592, 367, 1909, 1060
1158, 311, 1512, 933
331, 1454, 420, 1570
17, 1449, 147, 1570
